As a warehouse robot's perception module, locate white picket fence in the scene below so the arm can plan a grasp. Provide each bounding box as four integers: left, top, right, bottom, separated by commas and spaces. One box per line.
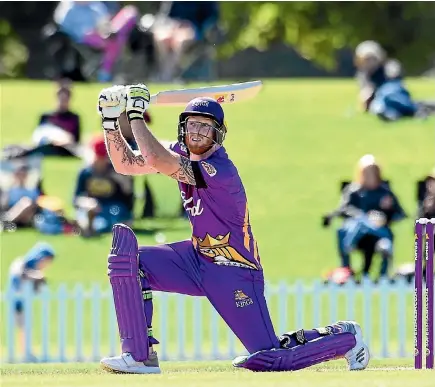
1, 278, 420, 363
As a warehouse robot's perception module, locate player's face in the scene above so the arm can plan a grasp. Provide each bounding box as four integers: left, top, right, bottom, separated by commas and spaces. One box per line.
185, 116, 216, 154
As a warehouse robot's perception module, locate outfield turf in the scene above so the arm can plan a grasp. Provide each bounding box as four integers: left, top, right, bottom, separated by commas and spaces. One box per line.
1, 360, 434, 387
1, 78, 433, 286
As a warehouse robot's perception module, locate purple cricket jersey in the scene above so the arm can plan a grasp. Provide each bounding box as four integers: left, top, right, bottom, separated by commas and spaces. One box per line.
171, 142, 261, 271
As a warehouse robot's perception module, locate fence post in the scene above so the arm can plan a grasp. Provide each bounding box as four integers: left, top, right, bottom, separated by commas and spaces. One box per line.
108, 291, 117, 357
362, 277, 373, 356
23, 282, 33, 362
159, 292, 168, 361
278, 281, 288, 334
312, 280, 320, 327
177, 294, 186, 360
91, 284, 102, 361
73, 284, 84, 362
40, 285, 50, 362
193, 297, 202, 360
380, 277, 389, 358
57, 284, 68, 362
396, 277, 407, 357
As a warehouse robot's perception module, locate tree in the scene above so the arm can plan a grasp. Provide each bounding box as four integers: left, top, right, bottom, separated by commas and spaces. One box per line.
219, 2, 435, 73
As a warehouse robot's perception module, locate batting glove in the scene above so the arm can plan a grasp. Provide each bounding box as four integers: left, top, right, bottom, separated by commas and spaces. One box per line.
125, 84, 150, 122
97, 85, 126, 131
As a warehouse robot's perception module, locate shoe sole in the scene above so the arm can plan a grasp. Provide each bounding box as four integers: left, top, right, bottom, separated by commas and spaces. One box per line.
100, 362, 161, 374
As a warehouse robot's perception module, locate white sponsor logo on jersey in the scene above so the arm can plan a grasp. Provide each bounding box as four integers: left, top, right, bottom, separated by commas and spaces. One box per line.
181, 191, 204, 217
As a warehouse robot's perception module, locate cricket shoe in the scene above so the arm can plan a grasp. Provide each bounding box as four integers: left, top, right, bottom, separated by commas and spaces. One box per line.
100, 351, 161, 374
336, 321, 370, 371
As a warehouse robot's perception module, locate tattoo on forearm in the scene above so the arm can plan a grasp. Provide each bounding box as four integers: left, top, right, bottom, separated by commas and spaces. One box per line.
170, 157, 196, 185
106, 131, 146, 167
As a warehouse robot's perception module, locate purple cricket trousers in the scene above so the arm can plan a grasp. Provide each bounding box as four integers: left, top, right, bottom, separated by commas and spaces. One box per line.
139, 239, 281, 353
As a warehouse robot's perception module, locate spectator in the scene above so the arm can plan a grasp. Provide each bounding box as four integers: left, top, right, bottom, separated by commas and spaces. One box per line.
73, 135, 134, 237
325, 155, 406, 281
151, 1, 219, 81
7, 242, 55, 362
54, 1, 138, 82
419, 168, 435, 219
354, 40, 435, 121
0, 164, 42, 229
32, 82, 81, 153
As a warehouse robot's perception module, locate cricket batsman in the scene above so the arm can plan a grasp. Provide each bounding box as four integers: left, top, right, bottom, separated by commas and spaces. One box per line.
97, 84, 370, 374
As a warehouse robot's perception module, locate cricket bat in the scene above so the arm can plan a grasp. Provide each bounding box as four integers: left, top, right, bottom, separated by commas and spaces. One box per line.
150, 80, 263, 106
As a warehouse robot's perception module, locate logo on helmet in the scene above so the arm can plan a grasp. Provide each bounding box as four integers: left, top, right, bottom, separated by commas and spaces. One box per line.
191, 101, 209, 107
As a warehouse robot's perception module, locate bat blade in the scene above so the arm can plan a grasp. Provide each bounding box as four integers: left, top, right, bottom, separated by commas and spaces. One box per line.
150, 81, 262, 106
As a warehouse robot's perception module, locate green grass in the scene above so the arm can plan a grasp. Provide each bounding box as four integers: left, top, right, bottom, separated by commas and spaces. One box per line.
1, 78, 433, 286
1, 360, 434, 387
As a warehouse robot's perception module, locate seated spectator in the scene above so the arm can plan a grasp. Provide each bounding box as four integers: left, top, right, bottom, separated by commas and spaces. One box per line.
2, 82, 83, 161
354, 40, 435, 121
151, 1, 219, 82
74, 135, 134, 237
0, 164, 42, 229
418, 168, 435, 219
7, 243, 55, 362
324, 155, 406, 281
31, 82, 82, 156
54, 1, 138, 82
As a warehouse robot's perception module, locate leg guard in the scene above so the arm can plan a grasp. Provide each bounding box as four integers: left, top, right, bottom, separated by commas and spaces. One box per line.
233, 332, 356, 372
108, 224, 149, 362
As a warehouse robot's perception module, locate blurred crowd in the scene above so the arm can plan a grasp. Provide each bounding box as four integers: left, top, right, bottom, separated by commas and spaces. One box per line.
0, 80, 186, 239
44, 0, 221, 83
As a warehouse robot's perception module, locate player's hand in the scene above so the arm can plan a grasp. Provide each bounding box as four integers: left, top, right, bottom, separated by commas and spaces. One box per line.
125, 84, 150, 122
98, 85, 126, 130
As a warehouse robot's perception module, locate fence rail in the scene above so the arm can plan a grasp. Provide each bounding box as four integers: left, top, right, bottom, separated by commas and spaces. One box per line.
0, 278, 422, 364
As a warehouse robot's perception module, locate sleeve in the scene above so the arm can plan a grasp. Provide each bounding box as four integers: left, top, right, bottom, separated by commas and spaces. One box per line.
194, 159, 235, 190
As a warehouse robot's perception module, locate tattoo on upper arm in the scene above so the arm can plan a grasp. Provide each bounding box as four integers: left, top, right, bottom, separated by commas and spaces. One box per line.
106, 131, 146, 167
170, 157, 196, 185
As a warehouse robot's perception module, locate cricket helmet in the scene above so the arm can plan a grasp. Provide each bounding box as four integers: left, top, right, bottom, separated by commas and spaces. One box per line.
178, 97, 227, 153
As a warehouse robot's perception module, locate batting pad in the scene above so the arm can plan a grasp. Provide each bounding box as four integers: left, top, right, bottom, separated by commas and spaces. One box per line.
232, 332, 356, 372
108, 224, 149, 361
